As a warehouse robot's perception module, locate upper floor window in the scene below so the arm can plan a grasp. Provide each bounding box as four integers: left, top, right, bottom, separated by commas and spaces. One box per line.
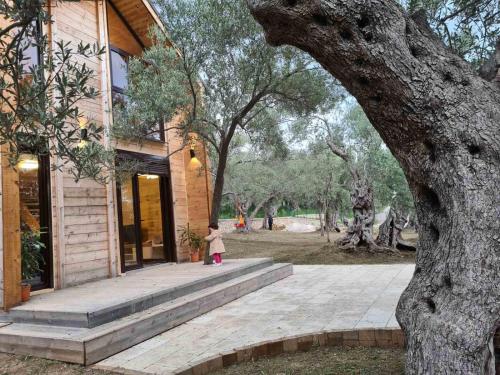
20, 20, 41, 73
110, 47, 164, 142
111, 48, 128, 93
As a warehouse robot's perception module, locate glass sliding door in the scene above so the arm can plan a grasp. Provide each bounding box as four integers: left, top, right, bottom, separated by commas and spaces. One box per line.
117, 163, 175, 272
137, 174, 166, 263
117, 176, 142, 270
18, 153, 52, 290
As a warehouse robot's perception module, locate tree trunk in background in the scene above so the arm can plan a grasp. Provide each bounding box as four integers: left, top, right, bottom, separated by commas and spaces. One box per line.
205, 139, 231, 265
338, 178, 377, 250
248, 1, 500, 373
377, 207, 416, 251
326, 207, 340, 233
319, 204, 325, 237
326, 141, 377, 250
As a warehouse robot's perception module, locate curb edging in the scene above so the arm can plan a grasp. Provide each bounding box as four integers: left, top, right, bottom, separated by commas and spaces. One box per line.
172, 328, 405, 375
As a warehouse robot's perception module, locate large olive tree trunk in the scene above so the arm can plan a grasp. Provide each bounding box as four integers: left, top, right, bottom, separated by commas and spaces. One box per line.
247, 1, 500, 373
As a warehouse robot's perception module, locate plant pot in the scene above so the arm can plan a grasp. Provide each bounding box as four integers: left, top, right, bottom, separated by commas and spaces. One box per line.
190, 251, 200, 262
21, 284, 31, 302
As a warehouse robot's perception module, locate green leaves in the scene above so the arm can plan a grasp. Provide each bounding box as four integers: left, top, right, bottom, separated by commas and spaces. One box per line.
156, 0, 331, 156
0, 2, 107, 181
405, 0, 499, 65
111, 27, 191, 143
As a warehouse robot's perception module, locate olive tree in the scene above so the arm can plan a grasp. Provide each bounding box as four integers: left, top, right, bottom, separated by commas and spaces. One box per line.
246, 0, 499, 373
156, 0, 330, 233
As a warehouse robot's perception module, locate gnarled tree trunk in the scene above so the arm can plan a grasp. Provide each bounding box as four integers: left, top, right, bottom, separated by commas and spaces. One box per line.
339, 178, 377, 250
247, 1, 500, 373
327, 141, 378, 249
377, 207, 416, 251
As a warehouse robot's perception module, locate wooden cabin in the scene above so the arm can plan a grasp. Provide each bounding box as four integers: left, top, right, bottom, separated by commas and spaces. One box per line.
0, 0, 212, 309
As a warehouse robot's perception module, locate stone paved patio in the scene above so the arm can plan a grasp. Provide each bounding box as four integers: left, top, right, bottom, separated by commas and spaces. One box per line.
96, 264, 414, 374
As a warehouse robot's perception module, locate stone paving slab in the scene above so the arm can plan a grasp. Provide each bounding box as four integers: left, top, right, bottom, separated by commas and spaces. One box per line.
96, 264, 414, 374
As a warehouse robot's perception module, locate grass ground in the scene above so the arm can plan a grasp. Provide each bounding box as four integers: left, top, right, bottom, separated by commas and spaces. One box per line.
223, 229, 417, 265
213, 346, 405, 375
0, 353, 112, 375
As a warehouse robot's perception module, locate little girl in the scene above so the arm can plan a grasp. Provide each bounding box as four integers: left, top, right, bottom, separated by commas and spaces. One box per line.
205, 223, 225, 266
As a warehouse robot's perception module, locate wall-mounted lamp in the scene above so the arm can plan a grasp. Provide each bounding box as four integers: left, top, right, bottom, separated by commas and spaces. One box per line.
188, 134, 201, 166
78, 117, 89, 149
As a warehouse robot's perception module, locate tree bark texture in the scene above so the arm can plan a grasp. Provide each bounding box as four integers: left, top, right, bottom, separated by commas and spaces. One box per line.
325, 208, 341, 232
377, 207, 416, 251
327, 141, 378, 249
338, 178, 378, 249
247, 1, 500, 373
339, 178, 378, 249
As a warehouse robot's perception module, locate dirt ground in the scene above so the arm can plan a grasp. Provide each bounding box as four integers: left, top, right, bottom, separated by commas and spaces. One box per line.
0, 353, 113, 375
224, 229, 417, 265
213, 346, 405, 375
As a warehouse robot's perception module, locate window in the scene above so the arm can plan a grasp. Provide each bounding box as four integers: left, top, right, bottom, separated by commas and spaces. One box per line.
110, 47, 165, 142
20, 20, 41, 73
111, 48, 128, 93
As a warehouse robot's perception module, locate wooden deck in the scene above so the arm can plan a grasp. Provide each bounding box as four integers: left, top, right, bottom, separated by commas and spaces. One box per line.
0, 259, 293, 365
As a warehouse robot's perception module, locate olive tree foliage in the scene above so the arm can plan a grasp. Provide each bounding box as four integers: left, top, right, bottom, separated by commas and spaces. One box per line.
286, 149, 349, 240
222, 152, 294, 231
290, 99, 414, 249
0, 0, 112, 181
404, 0, 499, 66
111, 29, 191, 151
156, 0, 330, 232
343, 105, 414, 214
223, 146, 351, 235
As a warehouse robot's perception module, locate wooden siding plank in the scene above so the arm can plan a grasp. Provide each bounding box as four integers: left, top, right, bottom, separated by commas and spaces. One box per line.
1, 146, 21, 309
64, 224, 108, 235
65, 250, 109, 265
63, 197, 107, 207
65, 232, 108, 246
66, 242, 109, 254
64, 206, 108, 216
64, 215, 108, 226
63, 188, 107, 198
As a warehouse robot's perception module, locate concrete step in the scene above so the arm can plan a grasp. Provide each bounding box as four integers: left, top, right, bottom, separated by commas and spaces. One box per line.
0, 263, 293, 365
7, 258, 275, 328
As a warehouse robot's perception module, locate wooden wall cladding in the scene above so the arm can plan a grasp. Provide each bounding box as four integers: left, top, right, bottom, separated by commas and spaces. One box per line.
1, 146, 22, 309
52, 1, 111, 287
184, 140, 212, 258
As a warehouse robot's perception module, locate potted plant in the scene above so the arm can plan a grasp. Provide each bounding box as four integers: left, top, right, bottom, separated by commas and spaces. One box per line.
21, 231, 45, 302
179, 224, 203, 262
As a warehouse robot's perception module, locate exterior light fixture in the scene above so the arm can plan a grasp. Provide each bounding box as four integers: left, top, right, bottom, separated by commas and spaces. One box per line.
17, 154, 39, 171
188, 134, 201, 166
78, 117, 89, 149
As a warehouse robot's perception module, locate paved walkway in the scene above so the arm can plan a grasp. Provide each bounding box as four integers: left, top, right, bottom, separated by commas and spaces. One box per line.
96, 264, 414, 374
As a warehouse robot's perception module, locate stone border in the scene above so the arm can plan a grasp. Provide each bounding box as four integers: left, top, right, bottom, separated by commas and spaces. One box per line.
172, 328, 405, 375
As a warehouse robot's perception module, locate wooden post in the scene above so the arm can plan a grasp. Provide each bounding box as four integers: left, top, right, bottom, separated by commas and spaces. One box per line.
97, 0, 119, 277
0, 149, 3, 309
1, 146, 21, 309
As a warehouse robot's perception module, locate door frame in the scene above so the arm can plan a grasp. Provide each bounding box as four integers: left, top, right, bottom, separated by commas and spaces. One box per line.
36, 153, 53, 290
18, 150, 53, 291
116, 151, 177, 273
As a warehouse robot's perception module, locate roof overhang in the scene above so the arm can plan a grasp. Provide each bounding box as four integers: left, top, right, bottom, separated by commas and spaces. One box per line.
108, 0, 167, 48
